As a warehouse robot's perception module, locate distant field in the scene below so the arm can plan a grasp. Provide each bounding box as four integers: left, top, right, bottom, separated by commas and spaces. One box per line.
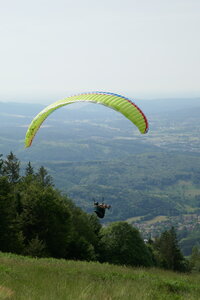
126, 215, 168, 226
145, 215, 168, 225
126, 216, 142, 223
0, 252, 200, 300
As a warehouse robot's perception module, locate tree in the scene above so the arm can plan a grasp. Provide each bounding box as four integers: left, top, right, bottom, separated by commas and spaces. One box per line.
0, 154, 3, 175
100, 222, 153, 267
0, 176, 23, 253
3, 152, 20, 183
25, 161, 34, 176
154, 227, 187, 272
66, 202, 101, 261
190, 244, 200, 272
0, 154, 121, 262
36, 166, 53, 187
17, 181, 72, 258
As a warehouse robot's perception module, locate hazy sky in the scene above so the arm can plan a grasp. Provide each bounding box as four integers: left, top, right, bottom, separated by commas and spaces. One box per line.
0, 0, 200, 103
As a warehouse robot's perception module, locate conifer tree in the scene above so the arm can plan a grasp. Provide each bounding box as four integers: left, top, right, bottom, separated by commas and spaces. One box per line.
3, 152, 20, 183
0, 176, 23, 252
36, 166, 53, 186
25, 161, 34, 176
190, 244, 200, 271
0, 154, 3, 175
154, 227, 186, 272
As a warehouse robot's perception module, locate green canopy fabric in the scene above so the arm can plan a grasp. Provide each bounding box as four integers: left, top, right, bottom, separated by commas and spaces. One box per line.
25, 92, 149, 148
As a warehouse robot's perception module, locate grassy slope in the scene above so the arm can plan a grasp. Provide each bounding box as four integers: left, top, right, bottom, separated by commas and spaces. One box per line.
0, 253, 200, 300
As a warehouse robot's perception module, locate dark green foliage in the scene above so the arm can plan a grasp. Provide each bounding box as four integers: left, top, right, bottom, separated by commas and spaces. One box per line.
100, 221, 153, 267
25, 161, 34, 176
36, 166, 54, 187
2, 152, 20, 183
0, 176, 23, 253
24, 235, 46, 257
17, 181, 72, 258
179, 227, 200, 256
66, 203, 101, 261
0, 154, 3, 175
0, 176, 13, 251
0, 152, 102, 261
189, 244, 200, 271
153, 227, 187, 272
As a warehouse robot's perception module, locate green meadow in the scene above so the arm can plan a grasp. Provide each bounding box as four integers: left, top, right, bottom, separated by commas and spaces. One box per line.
0, 252, 200, 300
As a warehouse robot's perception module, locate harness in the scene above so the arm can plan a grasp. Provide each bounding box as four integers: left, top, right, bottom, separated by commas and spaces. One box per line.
94, 206, 105, 218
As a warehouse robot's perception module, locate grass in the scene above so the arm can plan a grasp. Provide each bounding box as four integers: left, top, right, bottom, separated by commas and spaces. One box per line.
127, 216, 168, 226
0, 253, 200, 300
126, 216, 142, 223
145, 216, 168, 225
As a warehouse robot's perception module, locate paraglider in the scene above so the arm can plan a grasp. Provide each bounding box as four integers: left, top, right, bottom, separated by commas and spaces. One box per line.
94, 201, 111, 219
24, 91, 149, 148
24, 91, 149, 219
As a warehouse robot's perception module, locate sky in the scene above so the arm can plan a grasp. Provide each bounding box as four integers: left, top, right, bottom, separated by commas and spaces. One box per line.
0, 0, 200, 103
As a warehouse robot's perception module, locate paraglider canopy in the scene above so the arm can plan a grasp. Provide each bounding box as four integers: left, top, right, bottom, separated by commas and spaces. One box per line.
25, 91, 149, 147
